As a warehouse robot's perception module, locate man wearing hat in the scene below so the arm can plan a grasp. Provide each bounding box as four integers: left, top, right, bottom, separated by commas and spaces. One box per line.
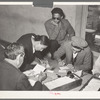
54, 36, 92, 73
45, 7, 75, 59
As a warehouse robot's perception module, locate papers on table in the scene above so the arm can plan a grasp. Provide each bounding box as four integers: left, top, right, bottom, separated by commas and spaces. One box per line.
58, 70, 66, 73
33, 64, 46, 75
82, 78, 100, 91
74, 70, 82, 77
59, 66, 69, 70
23, 64, 46, 76
23, 64, 46, 86
28, 79, 36, 86
23, 69, 35, 77
46, 70, 58, 80
44, 76, 75, 90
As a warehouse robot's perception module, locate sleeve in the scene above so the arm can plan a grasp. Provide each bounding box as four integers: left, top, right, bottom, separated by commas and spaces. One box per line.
45, 20, 61, 40
65, 20, 75, 40
54, 43, 66, 60
74, 49, 92, 72
16, 74, 42, 90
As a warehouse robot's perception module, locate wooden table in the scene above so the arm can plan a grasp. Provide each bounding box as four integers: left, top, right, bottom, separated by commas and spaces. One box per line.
41, 58, 93, 91
42, 72, 93, 91
32, 58, 93, 91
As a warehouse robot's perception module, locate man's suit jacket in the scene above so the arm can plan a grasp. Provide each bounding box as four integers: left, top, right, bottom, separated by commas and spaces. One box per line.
0, 60, 42, 90
54, 41, 92, 73
17, 33, 37, 71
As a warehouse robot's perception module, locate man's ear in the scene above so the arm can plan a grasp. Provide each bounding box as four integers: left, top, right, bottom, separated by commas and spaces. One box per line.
16, 54, 20, 65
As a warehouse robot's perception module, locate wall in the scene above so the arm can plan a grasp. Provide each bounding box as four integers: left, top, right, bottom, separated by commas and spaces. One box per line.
0, 5, 76, 42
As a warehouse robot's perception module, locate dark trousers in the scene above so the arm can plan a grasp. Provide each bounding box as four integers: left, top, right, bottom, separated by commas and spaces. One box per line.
35, 40, 60, 59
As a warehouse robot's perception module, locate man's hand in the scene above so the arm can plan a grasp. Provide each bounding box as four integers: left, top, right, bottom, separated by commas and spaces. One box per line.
67, 64, 76, 72
58, 59, 65, 67
38, 72, 47, 82
51, 20, 58, 26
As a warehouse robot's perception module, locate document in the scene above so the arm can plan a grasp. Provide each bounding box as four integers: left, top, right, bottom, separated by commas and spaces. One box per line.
33, 64, 46, 75
23, 64, 46, 76
74, 70, 82, 77
28, 79, 36, 86
59, 66, 69, 70
23, 69, 35, 77
44, 76, 75, 90
82, 78, 100, 91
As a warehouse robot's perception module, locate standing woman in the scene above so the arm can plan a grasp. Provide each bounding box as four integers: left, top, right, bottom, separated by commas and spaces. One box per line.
17, 33, 49, 72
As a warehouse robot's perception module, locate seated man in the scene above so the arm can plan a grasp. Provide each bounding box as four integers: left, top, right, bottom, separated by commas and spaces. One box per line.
45, 7, 75, 59
0, 42, 47, 90
54, 36, 93, 74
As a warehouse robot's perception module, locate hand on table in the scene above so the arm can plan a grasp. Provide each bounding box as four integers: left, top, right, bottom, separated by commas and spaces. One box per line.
38, 72, 47, 82
67, 64, 77, 72
58, 59, 65, 67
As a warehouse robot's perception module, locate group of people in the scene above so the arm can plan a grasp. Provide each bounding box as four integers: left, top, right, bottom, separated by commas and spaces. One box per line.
0, 7, 93, 90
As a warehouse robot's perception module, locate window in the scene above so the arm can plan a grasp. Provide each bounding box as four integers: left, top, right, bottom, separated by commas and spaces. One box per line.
85, 5, 100, 53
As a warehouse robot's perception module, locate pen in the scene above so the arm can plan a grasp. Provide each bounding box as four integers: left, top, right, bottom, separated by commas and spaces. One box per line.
37, 58, 43, 64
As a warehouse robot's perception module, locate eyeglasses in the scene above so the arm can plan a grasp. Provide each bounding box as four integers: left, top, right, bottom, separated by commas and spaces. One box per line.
52, 17, 60, 20
20, 52, 25, 57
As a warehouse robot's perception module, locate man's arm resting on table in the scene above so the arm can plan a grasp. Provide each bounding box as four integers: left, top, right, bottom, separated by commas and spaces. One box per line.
16, 74, 42, 90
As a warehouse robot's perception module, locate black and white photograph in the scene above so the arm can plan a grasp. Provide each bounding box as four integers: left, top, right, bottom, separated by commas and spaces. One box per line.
0, 1, 100, 99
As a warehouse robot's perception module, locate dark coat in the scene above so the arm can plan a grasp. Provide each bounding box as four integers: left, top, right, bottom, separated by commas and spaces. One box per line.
0, 60, 42, 90
17, 33, 37, 71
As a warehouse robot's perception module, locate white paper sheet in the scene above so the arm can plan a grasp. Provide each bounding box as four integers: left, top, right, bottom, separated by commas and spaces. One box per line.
74, 70, 82, 77
95, 35, 100, 39
33, 64, 46, 75
28, 79, 36, 86
58, 70, 66, 73
82, 78, 100, 91
44, 76, 75, 90
59, 66, 69, 70
23, 64, 46, 76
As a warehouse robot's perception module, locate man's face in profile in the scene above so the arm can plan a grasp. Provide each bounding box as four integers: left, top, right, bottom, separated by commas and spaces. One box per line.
52, 13, 62, 24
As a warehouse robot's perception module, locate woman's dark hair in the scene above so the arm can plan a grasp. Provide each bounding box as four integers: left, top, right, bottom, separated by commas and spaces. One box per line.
34, 35, 50, 46
51, 7, 65, 19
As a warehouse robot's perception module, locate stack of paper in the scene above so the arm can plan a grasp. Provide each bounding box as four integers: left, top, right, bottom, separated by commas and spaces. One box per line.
44, 76, 75, 90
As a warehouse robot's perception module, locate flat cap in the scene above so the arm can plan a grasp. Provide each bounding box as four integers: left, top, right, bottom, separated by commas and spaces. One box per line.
71, 36, 88, 49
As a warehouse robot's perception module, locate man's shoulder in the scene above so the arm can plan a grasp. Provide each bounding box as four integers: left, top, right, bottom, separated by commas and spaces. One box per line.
17, 33, 36, 40
61, 19, 70, 24
45, 19, 52, 25
84, 46, 91, 52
